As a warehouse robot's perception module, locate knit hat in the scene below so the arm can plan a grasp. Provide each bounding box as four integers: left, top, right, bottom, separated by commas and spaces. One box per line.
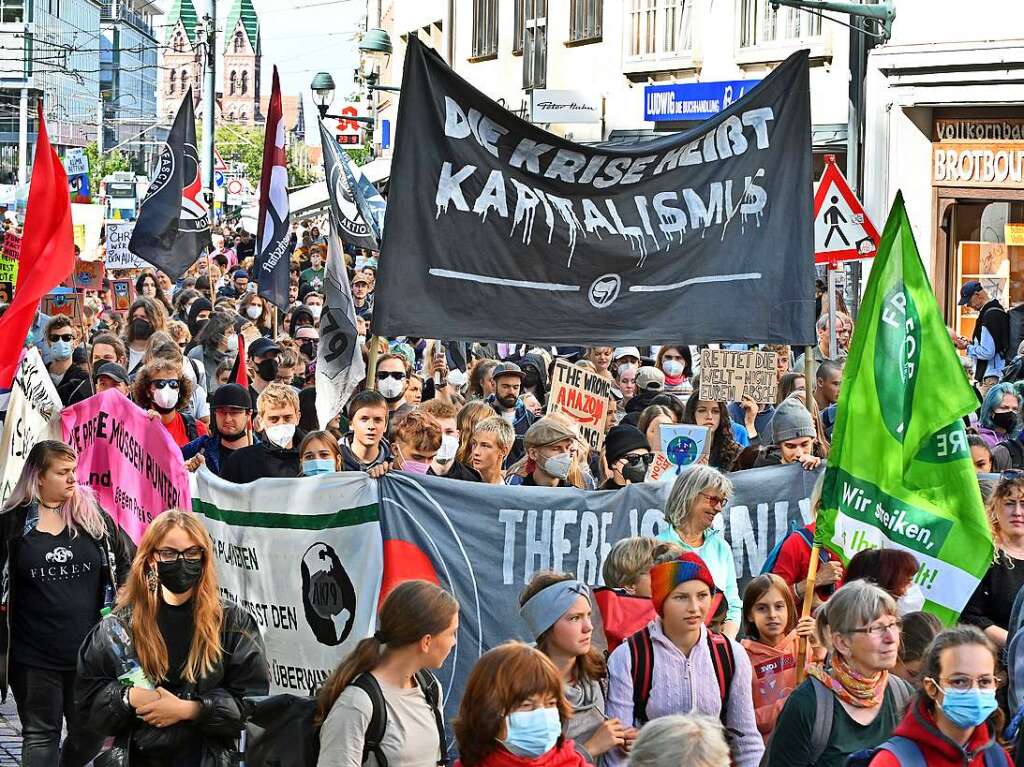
604, 424, 650, 465
770, 394, 816, 444
525, 416, 580, 449
649, 553, 717, 614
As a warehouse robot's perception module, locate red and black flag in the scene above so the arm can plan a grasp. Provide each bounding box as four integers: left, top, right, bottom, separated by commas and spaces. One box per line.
254, 66, 291, 311
129, 88, 211, 278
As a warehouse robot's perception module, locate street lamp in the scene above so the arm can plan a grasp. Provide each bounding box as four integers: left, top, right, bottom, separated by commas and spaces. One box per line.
310, 72, 336, 120
358, 28, 392, 76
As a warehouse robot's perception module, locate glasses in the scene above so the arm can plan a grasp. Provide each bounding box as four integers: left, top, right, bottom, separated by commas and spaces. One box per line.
624, 453, 654, 467
1002, 470, 1024, 481
933, 675, 1002, 692
49, 333, 74, 342
848, 619, 902, 638
152, 379, 180, 390
215, 407, 249, 416
154, 546, 204, 563
699, 492, 729, 509
377, 371, 406, 381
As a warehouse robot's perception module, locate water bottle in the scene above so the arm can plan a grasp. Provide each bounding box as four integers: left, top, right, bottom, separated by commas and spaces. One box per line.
101, 608, 155, 690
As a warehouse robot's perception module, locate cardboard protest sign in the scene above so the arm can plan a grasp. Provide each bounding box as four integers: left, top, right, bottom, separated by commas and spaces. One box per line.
192, 469, 382, 695
0, 348, 62, 504
3, 231, 20, 261
71, 259, 104, 291
42, 293, 81, 323
0, 256, 17, 285
61, 389, 192, 543
104, 222, 146, 270
699, 349, 778, 404
546, 359, 613, 451
110, 278, 134, 311
647, 424, 710, 482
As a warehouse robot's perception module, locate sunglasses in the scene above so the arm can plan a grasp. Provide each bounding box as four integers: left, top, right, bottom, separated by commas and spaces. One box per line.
1003, 470, 1024, 481
152, 379, 180, 390
699, 492, 729, 509
624, 453, 654, 467
49, 333, 74, 342
377, 371, 406, 381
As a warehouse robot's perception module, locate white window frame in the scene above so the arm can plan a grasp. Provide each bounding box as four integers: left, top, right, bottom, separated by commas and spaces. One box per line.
735, 0, 828, 64
623, 0, 694, 75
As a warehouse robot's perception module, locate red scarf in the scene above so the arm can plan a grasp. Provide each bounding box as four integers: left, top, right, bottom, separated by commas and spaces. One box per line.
455, 741, 585, 767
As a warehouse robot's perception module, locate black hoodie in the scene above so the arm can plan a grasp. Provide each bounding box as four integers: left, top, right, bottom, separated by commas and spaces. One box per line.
220, 428, 307, 483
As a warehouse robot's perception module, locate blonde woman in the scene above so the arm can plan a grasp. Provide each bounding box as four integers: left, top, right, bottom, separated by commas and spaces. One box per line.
962, 470, 1024, 648
77, 511, 269, 767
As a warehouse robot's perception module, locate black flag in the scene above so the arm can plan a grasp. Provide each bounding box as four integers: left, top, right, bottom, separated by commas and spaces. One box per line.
317, 118, 385, 250
255, 67, 292, 311
129, 89, 211, 278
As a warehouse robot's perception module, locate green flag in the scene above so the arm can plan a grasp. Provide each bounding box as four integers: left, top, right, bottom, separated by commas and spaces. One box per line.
816, 192, 992, 625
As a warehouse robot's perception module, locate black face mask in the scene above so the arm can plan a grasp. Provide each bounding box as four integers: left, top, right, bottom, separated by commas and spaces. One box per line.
299, 340, 317, 359
131, 317, 153, 340
523, 370, 540, 389
257, 358, 279, 382
219, 425, 248, 442
292, 376, 305, 389
156, 558, 204, 594
992, 411, 1018, 432
621, 454, 654, 484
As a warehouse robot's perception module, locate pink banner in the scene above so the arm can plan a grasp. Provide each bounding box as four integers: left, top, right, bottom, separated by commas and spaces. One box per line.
61, 389, 191, 542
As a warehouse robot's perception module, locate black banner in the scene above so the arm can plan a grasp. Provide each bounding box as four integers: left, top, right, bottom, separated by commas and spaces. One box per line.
129, 89, 211, 279
373, 38, 816, 346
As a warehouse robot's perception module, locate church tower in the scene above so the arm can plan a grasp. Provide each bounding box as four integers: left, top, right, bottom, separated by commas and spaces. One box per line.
222, 0, 262, 125
158, 0, 204, 123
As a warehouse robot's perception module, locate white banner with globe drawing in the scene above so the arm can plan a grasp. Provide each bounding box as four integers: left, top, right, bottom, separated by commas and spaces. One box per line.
191, 468, 382, 695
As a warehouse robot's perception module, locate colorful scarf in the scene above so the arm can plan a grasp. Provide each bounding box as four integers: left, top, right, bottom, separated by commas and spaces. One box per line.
807, 652, 888, 708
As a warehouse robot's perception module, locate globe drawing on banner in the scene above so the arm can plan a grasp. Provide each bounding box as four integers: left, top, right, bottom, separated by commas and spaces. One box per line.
667, 435, 701, 468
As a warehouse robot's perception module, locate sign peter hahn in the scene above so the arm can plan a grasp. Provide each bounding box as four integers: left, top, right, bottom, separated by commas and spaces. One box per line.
531, 90, 601, 124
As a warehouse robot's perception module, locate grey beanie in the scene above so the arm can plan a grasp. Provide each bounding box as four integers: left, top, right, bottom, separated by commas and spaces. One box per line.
770, 395, 816, 444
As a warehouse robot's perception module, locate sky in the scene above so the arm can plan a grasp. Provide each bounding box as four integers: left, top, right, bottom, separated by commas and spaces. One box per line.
157, 0, 366, 147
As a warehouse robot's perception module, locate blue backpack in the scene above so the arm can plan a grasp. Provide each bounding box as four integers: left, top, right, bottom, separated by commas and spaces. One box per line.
844, 735, 1009, 767
761, 524, 828, 576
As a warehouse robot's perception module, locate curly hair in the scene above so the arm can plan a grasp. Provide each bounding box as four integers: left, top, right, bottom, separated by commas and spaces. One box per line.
132, 359, 194, 412
683, 384, 741, 472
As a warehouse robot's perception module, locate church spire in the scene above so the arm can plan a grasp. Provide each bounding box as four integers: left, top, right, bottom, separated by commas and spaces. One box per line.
164, 0, 200, 45
224, 0, 260, 54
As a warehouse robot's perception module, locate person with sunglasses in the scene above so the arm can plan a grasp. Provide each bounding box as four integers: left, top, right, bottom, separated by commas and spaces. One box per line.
765, 580, 913, 767
46, 316, 93, 406
601, 425, 652, 490
132, 360, 208, 448
77, 511, 270, 767
962, 471, 1024, 650
656, 465, 741, 638
376, 353, 415, 437
864, 625, 1010, 767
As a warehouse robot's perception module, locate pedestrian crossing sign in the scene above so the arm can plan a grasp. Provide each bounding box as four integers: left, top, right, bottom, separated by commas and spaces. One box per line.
813, 155, 879, 264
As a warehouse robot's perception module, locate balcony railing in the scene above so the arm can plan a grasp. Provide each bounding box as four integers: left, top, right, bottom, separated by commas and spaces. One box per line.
100, 0, 153, 38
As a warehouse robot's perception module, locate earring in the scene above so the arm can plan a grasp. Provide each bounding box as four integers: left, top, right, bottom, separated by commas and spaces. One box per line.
146, 567, 158, 592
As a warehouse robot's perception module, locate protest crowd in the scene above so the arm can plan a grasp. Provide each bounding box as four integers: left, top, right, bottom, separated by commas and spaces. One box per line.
0, 36, 1018, 767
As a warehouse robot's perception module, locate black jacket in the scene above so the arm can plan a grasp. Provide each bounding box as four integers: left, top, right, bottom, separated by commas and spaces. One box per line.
973, 298, 1011, 381
76, 600, 270, 767
55, 365, 93, 407
0, 500, 135, 699
220, 429, 307, 482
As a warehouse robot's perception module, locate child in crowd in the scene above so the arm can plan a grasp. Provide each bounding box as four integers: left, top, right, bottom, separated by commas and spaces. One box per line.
341, 390, 393, 476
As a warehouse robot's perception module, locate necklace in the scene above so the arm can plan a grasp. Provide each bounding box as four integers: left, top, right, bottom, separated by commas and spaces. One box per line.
38, 501, 63, 510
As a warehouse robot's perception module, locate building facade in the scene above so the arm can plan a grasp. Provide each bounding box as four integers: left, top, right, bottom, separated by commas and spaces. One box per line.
861, 0, 1024, 331
221, 0, 260, 124
158, 0, 203, 123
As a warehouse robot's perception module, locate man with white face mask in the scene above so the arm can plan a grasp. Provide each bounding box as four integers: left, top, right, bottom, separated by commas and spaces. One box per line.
416, 399, 481, 481
221, 383, 305, 482
303, 292, 324, 326
507, 417, 581, 487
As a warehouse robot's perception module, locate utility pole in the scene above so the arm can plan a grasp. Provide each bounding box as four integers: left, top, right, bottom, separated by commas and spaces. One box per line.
17, 88, 28, 186
97, 97, 105, 155
200, 7, 216, 207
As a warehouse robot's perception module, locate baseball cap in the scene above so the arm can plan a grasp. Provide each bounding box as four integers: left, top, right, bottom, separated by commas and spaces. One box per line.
613, 347, 641, 361
248, 337, 281, 358
635, 366, 665, 392
233, 268, 249, 279
959, 280, 983, 306
212, 382, 252, 410
93, 362, 129, 385
492, 361, 526, 381
352, 273, 370, 285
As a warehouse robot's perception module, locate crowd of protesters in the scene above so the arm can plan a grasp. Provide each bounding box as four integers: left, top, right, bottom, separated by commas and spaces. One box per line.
0, 221, 1021, 767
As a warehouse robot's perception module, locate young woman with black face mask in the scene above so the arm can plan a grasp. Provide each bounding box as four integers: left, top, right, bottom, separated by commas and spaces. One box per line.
77, 511, 270, 767
123, 298, 168, 377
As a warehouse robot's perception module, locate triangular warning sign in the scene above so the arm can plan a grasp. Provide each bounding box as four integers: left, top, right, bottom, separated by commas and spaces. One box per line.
213, 148, 228, 173
813, 156, 879, 264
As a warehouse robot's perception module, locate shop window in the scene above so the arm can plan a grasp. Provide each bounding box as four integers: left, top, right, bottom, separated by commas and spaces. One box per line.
952, 200, 1024, 340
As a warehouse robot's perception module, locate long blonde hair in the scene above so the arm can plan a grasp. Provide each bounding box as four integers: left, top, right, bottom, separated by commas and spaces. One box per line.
987, 474, 1024, 563
118, 511, 223, 683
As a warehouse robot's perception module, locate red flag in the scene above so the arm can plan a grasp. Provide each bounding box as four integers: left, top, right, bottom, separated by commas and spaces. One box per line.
234, 333, 248, 386
0, 104, 74, 388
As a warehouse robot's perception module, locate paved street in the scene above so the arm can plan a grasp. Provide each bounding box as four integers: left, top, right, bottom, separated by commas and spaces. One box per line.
0, 700, 19, 765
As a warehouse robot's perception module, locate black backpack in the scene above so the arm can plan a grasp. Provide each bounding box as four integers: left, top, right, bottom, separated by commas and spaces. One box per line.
243, 670, 447, 767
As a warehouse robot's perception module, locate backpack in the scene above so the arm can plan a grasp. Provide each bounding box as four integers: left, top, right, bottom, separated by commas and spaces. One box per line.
243, 670, 447, 767
352, 669, 448, 767
592, 587, 657, 653
626, 626, 735, 732
181, 412, 200, 443
843, 734, 1009, 767
760, 524, 830, 580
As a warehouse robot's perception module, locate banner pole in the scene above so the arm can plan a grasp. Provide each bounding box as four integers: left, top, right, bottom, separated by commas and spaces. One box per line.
796, 544, 821, 682
366, 336, 381, 392
804, 345, 815, 419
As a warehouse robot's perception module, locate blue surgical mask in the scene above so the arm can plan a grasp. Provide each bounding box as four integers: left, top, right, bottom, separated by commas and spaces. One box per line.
302, 458, 335, 476
500, 707, 561, 758
50, 340, 72, 361
939, 687, 999, 729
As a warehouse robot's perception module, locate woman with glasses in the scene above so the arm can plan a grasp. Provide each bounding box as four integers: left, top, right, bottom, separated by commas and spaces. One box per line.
764, 580, 913, 767
77, 510, 269, 767
656, 465, 741, 638
132, 360, 208, 448
866, 625, 1009, 766
0, 441, 134, 767
962, 471, 1024, 649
